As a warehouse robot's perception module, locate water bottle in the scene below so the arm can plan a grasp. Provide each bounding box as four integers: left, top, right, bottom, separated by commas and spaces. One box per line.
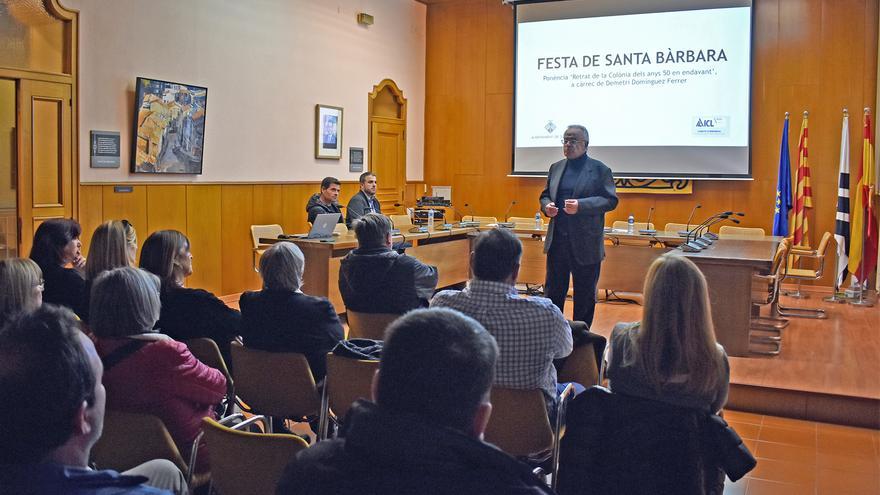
534, 212, 542, 229
627, 214, 635, 234
427, 209, 435, 231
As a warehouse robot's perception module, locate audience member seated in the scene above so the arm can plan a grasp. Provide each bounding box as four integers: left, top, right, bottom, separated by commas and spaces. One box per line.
276, 308, 554, 495
240, 242, 343, 382
139, 230, 241, 363
90, 267, 227, 472
0, 257, 43, 325
345, 171, 382, 228
83, 219, 138, 322
0, 305, 187, 495
306, 176, 344, 224
606, 253, 729, 413
339, 213, 438, 314
29, 218, 87, 318
432, 228, 573, 417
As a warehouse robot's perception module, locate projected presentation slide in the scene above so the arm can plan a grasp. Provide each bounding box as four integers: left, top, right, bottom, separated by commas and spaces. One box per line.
514, 6, 752, 178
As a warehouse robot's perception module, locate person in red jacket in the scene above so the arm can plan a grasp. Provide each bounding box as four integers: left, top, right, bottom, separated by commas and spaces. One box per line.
90, 266, 227, 472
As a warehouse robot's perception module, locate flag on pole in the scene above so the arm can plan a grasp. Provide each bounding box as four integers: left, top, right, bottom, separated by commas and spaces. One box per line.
848, 108, 878, 284
792, 112, 813, 248
834, 110, 851, 287
772, 114, 792, 236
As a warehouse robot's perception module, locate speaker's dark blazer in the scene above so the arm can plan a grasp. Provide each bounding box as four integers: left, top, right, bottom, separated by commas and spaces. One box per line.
539, 155, 618, 266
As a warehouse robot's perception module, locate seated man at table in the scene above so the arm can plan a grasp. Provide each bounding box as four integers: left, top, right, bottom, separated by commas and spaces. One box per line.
0, 305, 187, 495
345, 172, 381, 228
306, 176, 344, 224
276, 308, 554, 495
339, 213, 438, 314
432, 228, 574, 418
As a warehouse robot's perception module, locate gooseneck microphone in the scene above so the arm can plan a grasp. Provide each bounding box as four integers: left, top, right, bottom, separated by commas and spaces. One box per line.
639, 207, 656, 235
503, 200, 517, 223
680, 204, 702, 236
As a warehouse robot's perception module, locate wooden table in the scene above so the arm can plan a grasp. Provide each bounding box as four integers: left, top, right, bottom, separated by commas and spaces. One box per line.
264, 227, 777, 357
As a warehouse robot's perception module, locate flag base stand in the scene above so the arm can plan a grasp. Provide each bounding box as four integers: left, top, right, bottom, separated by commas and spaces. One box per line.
848, 288, 876, 307
823, 292, 848, 303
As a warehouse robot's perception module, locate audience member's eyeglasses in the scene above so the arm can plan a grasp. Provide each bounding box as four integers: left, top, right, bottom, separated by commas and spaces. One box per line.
121, 219, 131, 228
561, 139, 584, 145
35, 279, 44, 292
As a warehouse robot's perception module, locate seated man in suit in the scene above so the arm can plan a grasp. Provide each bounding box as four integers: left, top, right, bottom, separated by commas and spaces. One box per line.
276, 308, 554, 495
306, 176, 343, 224
0, 305, 187, 495
339, 213, 438, 314
345, 171, 381, 228
432, 228, 574, 419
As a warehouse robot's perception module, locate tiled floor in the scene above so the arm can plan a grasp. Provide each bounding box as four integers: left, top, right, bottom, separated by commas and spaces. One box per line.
722, 410, 880, 495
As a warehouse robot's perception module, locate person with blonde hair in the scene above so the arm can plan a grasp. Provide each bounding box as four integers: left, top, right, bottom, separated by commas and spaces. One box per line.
82, 219, 138, 321
239, 242, 343, 382
90, 266, 226, 473
139, 230, 240, 364
0, 258, 43, 325
606, 253, 729, 412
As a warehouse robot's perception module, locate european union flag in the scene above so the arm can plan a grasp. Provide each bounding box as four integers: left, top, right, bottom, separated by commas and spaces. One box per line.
772, 116, 792, 236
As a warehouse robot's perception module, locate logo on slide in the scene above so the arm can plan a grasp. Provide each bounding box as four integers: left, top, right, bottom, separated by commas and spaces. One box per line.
692, 116, 729, 137
545, 121, 556, 133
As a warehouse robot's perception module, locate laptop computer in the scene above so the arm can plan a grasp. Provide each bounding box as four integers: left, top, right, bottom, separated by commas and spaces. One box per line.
306, 213, 342, 239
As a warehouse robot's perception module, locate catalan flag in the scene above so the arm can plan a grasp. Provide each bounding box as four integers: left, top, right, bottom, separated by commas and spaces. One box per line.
848, 109, 878, 284
772, 115, 792, 236
834, 111, 851, 287
791, 112, 812, 248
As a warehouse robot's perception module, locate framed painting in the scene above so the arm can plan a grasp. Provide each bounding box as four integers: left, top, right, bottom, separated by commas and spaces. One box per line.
315, 104, 343, 159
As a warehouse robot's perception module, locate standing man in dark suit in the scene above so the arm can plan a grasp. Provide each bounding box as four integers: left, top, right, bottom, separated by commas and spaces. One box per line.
345, 172, 382, 228
540, 125, 618, 326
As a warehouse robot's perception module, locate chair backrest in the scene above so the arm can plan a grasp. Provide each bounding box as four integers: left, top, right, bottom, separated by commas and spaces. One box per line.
230, 342, 320, 418
815, 231, 833, 255
557, 344, 600, 388
388, 214, 413, 228
250, 224, 283, 250
201, 417, 307, 495
611, 220, 655, 230
719, 225, 765, 238
334, 222, 348, 234
92, 410, 189, 475
462, 215, 498, 224
664, 222, 690, 233
346, 310, 399, 340
484, 387, 553, 457
186, 338, 235, 415
325, 354, 380, 420
508, 216, 542, 228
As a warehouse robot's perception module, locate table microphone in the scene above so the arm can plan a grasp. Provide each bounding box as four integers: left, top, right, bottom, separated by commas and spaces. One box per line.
679, 204, 701, 237
499, 201, 517, 228
639, 207, 656, 234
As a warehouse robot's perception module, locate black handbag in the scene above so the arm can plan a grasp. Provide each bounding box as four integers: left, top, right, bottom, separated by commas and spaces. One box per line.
704, 413, 757, 481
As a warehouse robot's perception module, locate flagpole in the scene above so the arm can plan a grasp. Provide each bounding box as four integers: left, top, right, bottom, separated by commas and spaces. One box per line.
826, 108, 849, 303
851, 108, 876, 307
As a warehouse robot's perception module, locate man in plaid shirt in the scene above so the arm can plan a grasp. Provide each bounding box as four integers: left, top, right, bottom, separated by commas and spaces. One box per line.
432, 229, 573, 413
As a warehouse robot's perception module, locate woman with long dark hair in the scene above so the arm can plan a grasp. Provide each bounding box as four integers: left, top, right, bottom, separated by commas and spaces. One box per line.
29, 218, 87, 318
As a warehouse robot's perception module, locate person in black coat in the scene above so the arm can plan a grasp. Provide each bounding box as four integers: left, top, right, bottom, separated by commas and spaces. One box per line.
305, 176, 344, 225
29, 218, 87, 318
276, 308, 554, 495
239, 242, 343, 382
139, 229, 240, 364
344, 172, 382, 228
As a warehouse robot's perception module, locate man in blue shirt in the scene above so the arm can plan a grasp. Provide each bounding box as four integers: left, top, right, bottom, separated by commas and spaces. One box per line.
345, 172, 382, 228
0, 306, 186, 495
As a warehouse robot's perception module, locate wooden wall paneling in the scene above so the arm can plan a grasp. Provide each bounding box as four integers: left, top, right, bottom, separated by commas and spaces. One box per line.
100, 185, 147, 240
252, 184, 284, 227
220, 185, 258, 295
281, 184, 312, 235
78, 185, 103, 257
485, 0, 514, 95
145, 185, 187, 236
185, 185, 222, 296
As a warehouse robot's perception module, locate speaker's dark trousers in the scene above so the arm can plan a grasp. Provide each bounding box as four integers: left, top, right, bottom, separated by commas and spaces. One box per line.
544, 236, 602, 327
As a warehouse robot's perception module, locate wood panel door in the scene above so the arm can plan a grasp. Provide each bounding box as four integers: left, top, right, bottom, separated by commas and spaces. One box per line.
17, 80, 73, 256
370, 120, 406, 213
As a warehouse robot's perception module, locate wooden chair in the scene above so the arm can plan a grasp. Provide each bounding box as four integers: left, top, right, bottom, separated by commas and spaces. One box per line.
611, 220, 655, 231
462, 215, 498, 224
198, 415, 308, 495
557, 344, 600, 388
663, 222, 690, 235
719, 226, 765, 238
91, 410, 211, 489
779, 231, 831, 318
318, 353, 380, 439
484, 385, 574, 491
334, 222, 348, 234
250, 224, 283, 272
230, 342, 321, 432
345, 309, 399, 340
185, 338, 235, 417
508, 216, 543, 228
749, 238, 792, 355
388, 214, 413, 229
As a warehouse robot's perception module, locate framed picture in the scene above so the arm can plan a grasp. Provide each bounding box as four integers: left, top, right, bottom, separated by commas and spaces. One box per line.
131, 77, 208, 174
315, 104, 343, 159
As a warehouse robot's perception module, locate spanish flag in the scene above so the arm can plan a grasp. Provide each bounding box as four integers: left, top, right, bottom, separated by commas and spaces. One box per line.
848, 109, 878, 284
791, 112, 812, 248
